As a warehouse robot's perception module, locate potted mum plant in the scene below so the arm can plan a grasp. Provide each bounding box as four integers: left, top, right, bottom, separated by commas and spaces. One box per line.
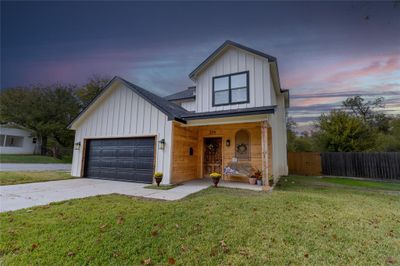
154, 172, 163, 186
210, 172, 222, 187
255, 169, 263, 185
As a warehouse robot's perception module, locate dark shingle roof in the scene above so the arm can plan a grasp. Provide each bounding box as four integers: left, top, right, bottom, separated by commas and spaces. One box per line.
68, 76, 190, 128
165, 86, 196, 101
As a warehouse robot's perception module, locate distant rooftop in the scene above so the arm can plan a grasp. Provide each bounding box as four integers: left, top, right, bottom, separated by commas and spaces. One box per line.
165, 86, 196, 101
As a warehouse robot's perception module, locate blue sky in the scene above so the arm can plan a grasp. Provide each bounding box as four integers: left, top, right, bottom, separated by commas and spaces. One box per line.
1, 1, 399, 130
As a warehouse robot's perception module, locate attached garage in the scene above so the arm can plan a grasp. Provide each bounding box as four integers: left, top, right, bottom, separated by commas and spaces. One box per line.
83, 137, 155, 183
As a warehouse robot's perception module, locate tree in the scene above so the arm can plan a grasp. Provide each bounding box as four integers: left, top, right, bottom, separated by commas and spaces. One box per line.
314, 110, 375, 152
76, 75, 111, 108
0, 85, 80, 155
286, 117, 314, 152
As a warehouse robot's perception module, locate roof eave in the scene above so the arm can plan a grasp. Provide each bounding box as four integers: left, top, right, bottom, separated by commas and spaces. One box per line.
189, 40, 276, 80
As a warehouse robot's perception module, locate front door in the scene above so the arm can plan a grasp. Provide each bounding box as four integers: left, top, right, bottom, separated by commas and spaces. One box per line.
203, 137, 222, 177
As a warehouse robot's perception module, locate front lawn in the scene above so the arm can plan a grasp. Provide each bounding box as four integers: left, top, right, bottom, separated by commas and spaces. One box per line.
0, 171, 74, 186
0, 154, 72, 164
279, 175, 400, 192
0, 176, 399, 265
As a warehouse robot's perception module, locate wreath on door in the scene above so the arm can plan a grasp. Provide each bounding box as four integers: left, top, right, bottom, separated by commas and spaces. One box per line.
207, 143, 218, 152
236, 144, 248, 154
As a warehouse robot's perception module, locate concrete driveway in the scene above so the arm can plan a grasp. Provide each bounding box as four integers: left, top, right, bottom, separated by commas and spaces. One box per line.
0, 178, 210, 212
0, 163, 72, 172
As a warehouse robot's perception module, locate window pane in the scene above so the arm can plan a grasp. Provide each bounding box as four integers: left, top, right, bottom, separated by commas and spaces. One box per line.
5, 135, 24, 147
214, 76, 229, 91
231, 88, 247, 103
214, 90, 229, 105
231, 73, 247, 88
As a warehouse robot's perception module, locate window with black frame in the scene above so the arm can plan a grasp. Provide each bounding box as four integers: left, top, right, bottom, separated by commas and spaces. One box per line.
212, 71, 249, 106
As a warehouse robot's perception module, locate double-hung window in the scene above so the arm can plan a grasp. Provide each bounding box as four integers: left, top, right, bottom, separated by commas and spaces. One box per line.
213, 71, 249, 106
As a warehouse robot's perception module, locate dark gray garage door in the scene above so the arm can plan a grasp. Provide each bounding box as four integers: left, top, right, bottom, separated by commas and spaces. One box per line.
84, 137, 155, 183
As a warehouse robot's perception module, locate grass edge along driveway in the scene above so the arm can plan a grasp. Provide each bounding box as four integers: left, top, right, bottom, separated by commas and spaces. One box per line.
0, 171, 74, 186
0, 154, 71, 164
0, 175, 399, 265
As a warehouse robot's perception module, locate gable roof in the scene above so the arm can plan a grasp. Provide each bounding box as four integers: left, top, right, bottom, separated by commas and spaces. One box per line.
68, 76, 189, 129
165, 86, 196, 101
189, 40, 277, 79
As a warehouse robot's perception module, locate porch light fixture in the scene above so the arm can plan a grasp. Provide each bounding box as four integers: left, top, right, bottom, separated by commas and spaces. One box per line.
158, 139, 165, 150
74, 141, 81, 150
226, 139, 231, 147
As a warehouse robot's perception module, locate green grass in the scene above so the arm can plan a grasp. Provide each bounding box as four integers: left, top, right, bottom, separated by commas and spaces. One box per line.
0, 154, 71, 164
280, 175, 400, 192
0, 176, 399, 265
0, 171, 74, 186
144, 184, 177, 190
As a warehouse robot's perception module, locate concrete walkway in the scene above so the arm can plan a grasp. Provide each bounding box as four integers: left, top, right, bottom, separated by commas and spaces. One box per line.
0, 163, 72, 172
0, 178, 210, 212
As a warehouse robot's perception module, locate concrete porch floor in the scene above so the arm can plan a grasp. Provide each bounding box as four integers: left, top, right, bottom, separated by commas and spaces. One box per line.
184, 178, 264, 191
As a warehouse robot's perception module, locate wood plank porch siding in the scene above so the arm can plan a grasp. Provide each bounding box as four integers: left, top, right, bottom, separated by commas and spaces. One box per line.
171, 122, 270, 184
171, 122, 199, 183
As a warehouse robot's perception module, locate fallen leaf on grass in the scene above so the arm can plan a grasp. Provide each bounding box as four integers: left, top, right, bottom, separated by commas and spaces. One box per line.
150, 230, 158, 237
68, 251, 75, 257
142, 258, 152, 265
220, 240, 229, 253
239, 249, 249, 257
99, 224, 108, 229
117, 216, 124, 225
112, 252, 120, 257
175, 224, 180, 229
168, 257, 176, 265
29, 243, 39, 251
386, 256, 397, 264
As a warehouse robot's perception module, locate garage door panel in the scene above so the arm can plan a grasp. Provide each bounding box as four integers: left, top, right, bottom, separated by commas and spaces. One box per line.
84, 137, 155, 183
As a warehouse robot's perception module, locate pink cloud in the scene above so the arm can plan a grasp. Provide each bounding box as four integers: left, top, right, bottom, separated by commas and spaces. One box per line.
328, 55, 400, 83
283, 53, 400, 89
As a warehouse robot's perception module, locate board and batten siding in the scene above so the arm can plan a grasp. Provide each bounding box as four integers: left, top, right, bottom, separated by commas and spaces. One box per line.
268, 93, 288, 179
194, 47, 273, 113
71, 83, 173, 184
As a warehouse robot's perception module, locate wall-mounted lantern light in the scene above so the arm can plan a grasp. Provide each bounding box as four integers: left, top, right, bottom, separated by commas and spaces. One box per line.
226, 139, 231, 147
158, 139, 165, 150
74, 141, 81, 150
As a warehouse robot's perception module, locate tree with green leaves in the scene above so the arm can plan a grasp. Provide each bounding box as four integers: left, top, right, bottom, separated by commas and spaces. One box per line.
0, 85, 80, 155
313, 110, 375, 152
76, 75, 111, 108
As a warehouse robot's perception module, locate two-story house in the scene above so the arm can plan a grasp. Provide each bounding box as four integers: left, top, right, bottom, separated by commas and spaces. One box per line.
68, 41, 289, 187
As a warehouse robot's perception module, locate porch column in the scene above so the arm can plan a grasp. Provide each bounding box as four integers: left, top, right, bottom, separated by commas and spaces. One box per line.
261, 121, 270, 190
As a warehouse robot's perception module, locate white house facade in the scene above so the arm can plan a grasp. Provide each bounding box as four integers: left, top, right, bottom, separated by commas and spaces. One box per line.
69, 41, 289, 187
0, 126, 41, 155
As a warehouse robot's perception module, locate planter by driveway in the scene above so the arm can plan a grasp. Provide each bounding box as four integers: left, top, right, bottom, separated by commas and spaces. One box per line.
0, 178, 210, 212
0, 163, 71, 172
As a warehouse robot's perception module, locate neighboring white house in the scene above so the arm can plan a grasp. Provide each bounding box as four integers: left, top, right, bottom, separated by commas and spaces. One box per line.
68, 41, 289, 187
0, 125, 41, 154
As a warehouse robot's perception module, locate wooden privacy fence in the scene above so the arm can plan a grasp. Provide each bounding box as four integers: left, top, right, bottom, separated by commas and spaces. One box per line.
287, 152, 322, 176
321, 152, 400, 180
288, 152, 400, 180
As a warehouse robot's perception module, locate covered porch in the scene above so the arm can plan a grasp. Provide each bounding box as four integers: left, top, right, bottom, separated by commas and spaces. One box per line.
170, 117, 273, 189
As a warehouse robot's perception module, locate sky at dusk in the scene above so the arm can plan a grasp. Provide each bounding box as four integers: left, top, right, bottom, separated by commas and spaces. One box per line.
1, 1, 399, 131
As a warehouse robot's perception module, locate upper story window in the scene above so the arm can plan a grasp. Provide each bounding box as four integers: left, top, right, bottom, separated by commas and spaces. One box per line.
212, 71, 249, 106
